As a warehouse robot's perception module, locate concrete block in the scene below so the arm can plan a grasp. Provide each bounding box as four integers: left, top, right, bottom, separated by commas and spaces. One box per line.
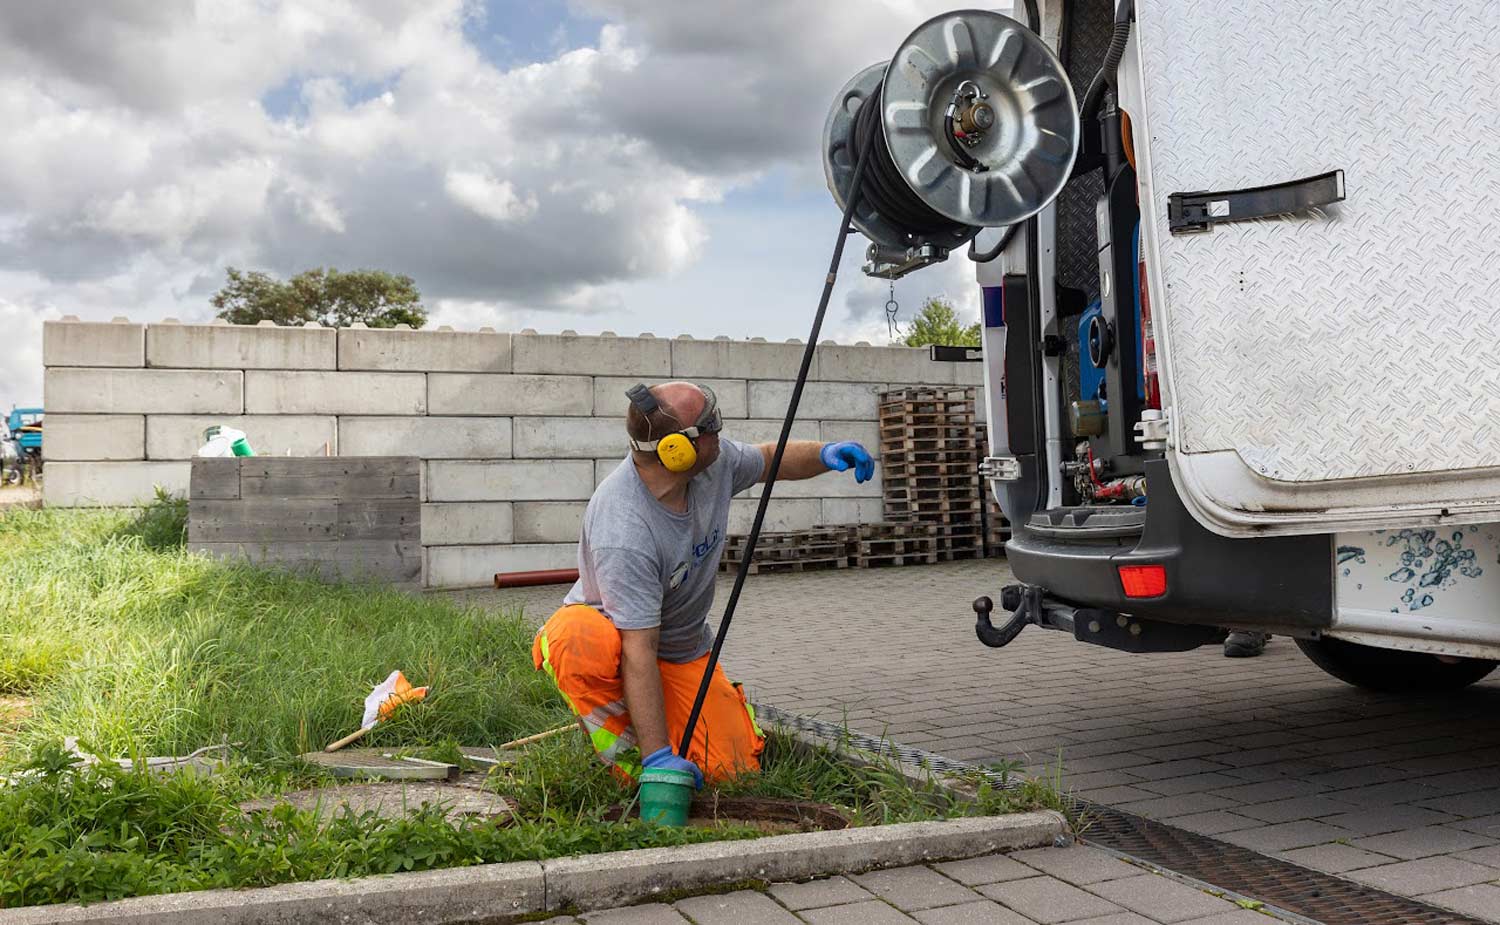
43, 319, 144, 368
513, 502, 587, 543
339, 328, 511, 372
46, 368, 243, 414
244, 371, 425, 415
816, 343, 956, 385
428, 374, 593, 416
146, 416, 336, 459
592, 377, 749, 419
748, 381, 882, 421
721, 419, 821, 446
421, 503, 513, 546
147, 323, 336, 369
43, 461, 190, 507
42, 415, 144, 461
513, 333, 670, 377
425, 543, 578, 588
671, 338, 812, 381
728, 499, 822, 533
596, 457, 627, 487
822, 497, 885, 524
341, 417, 512, 459
820, 420, 882, 457
953, 360, 985, 386
513, 417, 627, 459
426, 460, 593, 502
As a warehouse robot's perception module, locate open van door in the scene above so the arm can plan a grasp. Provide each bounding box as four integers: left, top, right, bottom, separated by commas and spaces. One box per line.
1119, 0, 1500, 537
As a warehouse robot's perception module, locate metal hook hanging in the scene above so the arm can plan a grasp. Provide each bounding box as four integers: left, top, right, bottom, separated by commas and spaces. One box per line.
885, 282, 902, 339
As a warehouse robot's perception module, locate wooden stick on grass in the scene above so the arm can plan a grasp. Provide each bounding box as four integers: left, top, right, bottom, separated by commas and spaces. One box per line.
324, 726, 371, 753
499, 723, 578, 749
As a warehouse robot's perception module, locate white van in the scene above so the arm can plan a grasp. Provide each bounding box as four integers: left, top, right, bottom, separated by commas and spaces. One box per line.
968, 0, 1500, 691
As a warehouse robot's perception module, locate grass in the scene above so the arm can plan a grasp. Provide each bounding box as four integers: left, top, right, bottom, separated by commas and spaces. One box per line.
0, 499, 1061, 910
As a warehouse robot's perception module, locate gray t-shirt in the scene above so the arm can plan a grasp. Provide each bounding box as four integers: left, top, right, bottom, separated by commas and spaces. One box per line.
563, 438, 765, 662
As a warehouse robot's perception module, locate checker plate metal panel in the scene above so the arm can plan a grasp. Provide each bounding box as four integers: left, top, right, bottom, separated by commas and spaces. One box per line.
1129, 0, 1500, 533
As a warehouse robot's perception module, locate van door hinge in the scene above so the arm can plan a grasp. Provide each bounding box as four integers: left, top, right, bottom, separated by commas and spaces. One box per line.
1168, 169, 1345, 234
981, 455, 1022, 482
1134, 409, 1169, 451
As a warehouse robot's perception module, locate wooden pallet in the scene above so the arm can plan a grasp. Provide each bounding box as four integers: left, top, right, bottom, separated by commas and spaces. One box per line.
719, 556, 850, 575
850, 522, 939, 567
720, 528, 855, 574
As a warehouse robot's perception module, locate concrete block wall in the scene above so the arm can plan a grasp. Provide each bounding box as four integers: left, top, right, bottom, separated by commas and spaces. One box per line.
43, 318, 981, 588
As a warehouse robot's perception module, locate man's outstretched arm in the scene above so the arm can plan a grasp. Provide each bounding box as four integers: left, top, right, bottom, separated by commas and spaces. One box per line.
754, 440, 874, 483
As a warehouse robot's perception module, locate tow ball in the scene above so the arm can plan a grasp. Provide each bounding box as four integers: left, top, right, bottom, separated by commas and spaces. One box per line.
973, 585, 1033, 648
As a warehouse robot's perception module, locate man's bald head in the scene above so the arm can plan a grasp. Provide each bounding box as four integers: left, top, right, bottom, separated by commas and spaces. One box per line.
626, 381, 705, 443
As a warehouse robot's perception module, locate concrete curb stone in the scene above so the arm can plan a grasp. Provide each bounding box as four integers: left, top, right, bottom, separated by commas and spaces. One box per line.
1, 813, 1066, 925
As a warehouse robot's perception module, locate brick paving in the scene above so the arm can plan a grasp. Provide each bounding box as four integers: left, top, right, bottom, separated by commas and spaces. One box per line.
543, 846, 1296, 924
449, 559, 1500, 922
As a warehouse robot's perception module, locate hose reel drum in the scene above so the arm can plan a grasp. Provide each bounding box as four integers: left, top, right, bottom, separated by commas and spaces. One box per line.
822, 9, 1080, 279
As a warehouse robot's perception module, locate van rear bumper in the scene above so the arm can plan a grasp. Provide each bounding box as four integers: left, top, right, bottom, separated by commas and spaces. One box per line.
1004, 460, 1334, 631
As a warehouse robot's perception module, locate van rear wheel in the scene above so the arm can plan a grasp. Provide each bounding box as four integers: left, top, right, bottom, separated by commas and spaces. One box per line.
1296, 637, 1497, 693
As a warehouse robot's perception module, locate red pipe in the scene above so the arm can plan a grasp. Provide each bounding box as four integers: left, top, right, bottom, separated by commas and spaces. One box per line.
493, 568, 579, 589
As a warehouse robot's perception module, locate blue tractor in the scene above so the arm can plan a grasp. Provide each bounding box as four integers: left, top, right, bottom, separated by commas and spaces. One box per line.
4, 407, 43, 485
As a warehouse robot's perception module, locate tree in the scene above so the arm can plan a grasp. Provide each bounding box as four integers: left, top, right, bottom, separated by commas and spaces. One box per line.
211, 267, 428, 328
901, 297, 980, 348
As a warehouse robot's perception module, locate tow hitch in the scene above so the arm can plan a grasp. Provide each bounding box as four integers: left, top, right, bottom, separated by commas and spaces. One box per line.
975, 584, 1221, 653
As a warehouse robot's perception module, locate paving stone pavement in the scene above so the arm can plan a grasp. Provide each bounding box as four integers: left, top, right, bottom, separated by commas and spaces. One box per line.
449, 559, 1500, 922
543, 845, 1295, 924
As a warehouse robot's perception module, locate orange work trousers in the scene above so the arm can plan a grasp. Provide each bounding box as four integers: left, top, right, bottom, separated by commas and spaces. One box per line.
532, 604, 764, 783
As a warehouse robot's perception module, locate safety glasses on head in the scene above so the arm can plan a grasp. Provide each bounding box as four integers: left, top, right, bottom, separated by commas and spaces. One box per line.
626, 383, 722, 472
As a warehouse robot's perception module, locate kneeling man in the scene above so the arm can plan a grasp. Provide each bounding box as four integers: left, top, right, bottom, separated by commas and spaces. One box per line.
534, 380, 874, 787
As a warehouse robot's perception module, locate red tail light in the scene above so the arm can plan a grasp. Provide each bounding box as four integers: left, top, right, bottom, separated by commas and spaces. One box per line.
1118, 564, 1167, 598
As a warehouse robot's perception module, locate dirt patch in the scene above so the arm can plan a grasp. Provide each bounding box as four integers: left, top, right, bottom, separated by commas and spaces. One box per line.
0, 485, 41, 511
0, 697, 32, 759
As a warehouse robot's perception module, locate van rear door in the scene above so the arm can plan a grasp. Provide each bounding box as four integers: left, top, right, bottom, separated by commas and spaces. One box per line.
1119, 0, 1500, 537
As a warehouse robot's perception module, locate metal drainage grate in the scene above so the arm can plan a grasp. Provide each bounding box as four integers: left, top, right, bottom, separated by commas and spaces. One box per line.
758, 704, 1490, 925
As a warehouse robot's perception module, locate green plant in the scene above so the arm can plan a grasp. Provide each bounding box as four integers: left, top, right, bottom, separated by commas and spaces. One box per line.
212, 267, 427, 329
901, 297, 980, 348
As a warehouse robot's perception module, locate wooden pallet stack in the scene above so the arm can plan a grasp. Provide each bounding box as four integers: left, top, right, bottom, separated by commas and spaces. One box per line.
879, 387, 985, 561
719, 528, 853, 575
719, 523, 943, 572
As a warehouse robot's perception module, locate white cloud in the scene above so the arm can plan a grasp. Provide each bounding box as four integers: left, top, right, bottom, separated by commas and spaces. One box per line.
443, 168, 539, 223
0, 297, 57, 414
0, 0, 995, 404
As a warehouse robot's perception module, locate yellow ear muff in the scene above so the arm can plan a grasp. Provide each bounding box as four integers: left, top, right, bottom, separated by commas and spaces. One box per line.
656, 433, 698, 473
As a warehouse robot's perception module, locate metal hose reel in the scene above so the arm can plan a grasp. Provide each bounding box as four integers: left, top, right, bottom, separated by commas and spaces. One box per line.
822, 9, 1080, 279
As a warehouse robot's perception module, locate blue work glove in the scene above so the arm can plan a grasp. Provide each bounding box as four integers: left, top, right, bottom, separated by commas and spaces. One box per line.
820, 441, 875, 483
642, 745, 704, 790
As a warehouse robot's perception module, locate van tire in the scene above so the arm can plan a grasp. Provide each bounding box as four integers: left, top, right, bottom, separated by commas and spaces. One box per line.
1296, 637, 1497, 693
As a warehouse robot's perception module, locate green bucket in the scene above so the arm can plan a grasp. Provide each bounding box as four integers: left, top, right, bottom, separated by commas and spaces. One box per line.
638, 768, 695, 826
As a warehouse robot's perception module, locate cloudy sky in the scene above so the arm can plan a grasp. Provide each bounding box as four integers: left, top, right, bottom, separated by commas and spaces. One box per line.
0, 0, 996, 413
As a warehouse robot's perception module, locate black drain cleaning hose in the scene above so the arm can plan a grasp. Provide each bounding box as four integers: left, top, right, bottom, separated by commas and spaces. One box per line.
676, 104, 882, 758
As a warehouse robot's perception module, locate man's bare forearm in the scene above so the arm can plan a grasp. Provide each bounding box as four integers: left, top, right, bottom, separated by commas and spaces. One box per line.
754, 440, 828, 482
620, 628, 670, 755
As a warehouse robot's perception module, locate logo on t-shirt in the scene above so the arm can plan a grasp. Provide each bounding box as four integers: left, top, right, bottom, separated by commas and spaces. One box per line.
668, 561, 689, 589
692, 528, 721, 565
